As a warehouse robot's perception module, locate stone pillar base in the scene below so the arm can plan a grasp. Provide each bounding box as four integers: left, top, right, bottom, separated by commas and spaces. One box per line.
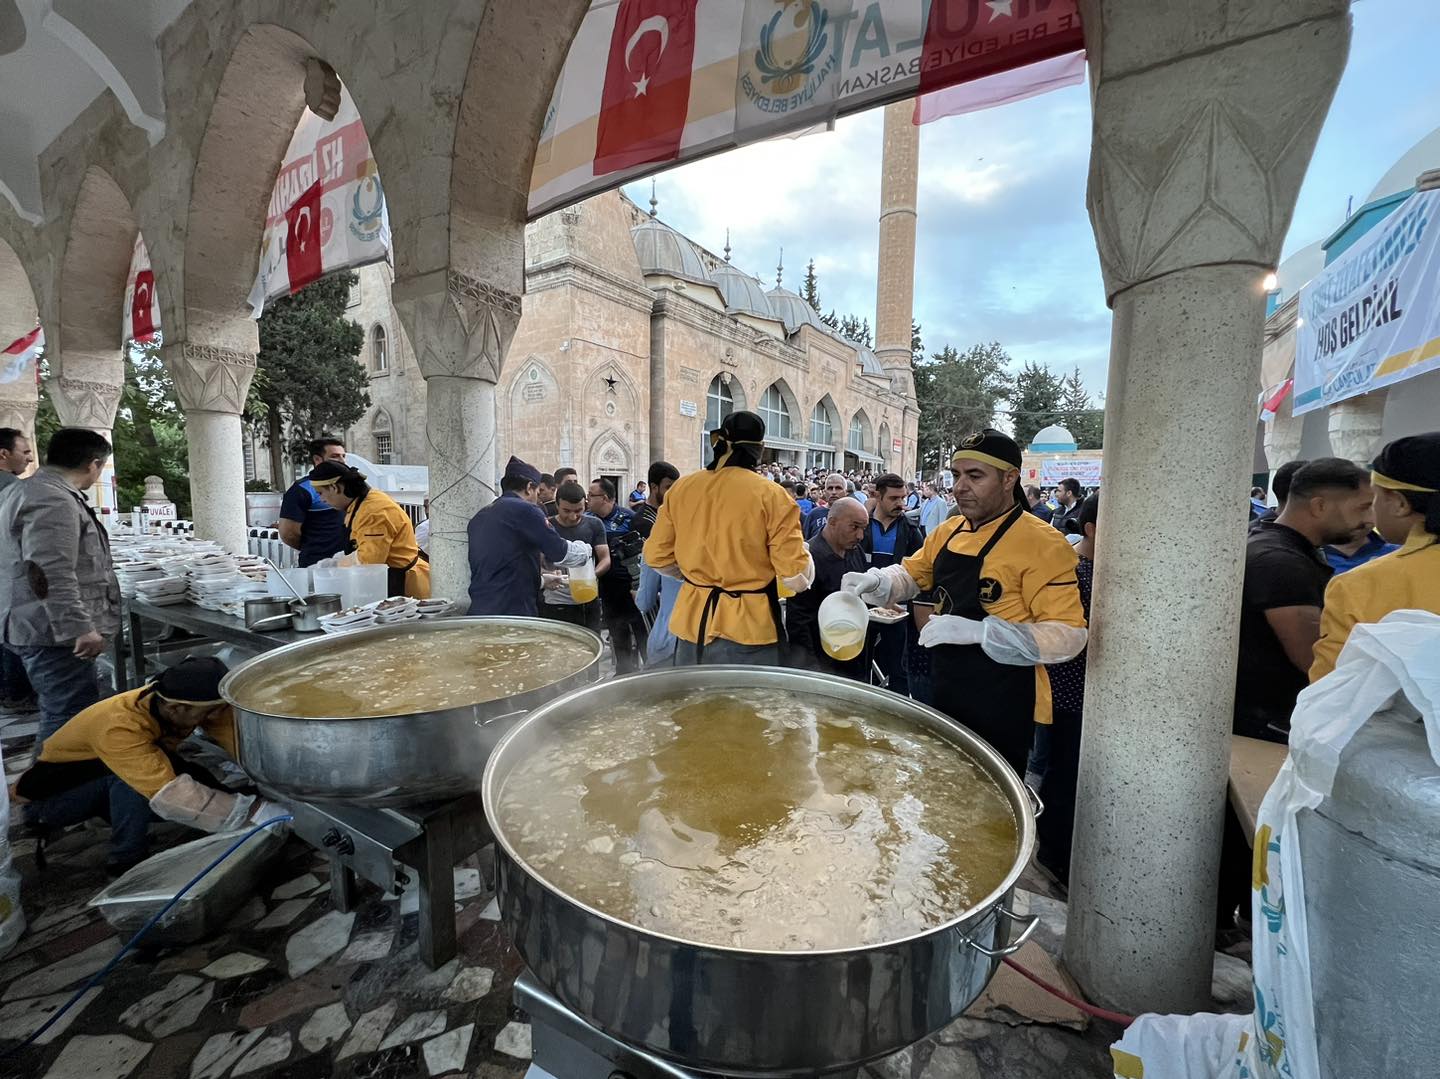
185, 410, 249, 554
425, 375, 497, 604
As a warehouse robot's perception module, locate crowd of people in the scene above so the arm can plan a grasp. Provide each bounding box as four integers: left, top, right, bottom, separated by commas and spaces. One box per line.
0, 414, 1435, 906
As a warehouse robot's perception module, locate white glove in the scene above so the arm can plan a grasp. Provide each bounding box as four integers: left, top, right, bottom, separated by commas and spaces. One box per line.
917, 614, 986, 649
150, 775, 255, 833
781, 551, 816, 595
560, 540, 592, 567
842, 564, 919, 608
247, 799, 292, 833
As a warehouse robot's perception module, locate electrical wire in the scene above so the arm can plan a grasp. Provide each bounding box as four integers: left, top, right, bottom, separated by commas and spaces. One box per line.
0, 815, 293, 1059
1002, 955, 1137, 1028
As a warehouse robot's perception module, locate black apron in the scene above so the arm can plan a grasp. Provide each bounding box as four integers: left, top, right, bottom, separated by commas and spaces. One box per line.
685, 577, 786, 665
929, 503, 1036, 775
344, 492, 424, 597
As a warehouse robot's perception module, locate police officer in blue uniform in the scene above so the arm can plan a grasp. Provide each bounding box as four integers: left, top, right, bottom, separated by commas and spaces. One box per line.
467, 456, 592, 616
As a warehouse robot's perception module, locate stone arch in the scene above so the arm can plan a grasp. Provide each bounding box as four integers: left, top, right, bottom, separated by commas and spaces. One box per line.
848, 408, 874, 454
53, 166, 136, 431
809, 393, 841, 442
759, 378, 800, 441
370, 323, 389, 373
0, 238, 40, 441
878, 420, 893, 467
503, 354, 561, 465
588, 428, 634, 494
707, 371, 747, 414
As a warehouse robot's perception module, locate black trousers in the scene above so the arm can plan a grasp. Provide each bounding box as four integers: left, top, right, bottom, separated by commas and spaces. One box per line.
1036, 706, 1083, 887
540, 599, 601, 633
600, 584, 646, 674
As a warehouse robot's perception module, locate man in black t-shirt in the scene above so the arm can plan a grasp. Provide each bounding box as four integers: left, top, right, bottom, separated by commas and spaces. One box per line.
540, 482, 609, 631
278, 437, 348, 567
785, 498, 869, 678
1234, 457, 1373, 742
633, 460, 679, 539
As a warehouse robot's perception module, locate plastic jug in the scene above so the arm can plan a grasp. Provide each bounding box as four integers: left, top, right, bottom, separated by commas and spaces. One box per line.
311, 565, 353, 609
266, 566, 311, 600
818, 591, 868, 662
567, 553, 598, 604
350, 563, 389, 606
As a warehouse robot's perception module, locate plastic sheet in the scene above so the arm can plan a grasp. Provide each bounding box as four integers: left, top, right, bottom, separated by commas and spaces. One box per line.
88, 827, 284, 945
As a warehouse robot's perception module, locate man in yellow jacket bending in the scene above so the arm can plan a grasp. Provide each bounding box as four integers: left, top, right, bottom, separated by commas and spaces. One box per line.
645, 411, 812, 665
14, 657, 282, 873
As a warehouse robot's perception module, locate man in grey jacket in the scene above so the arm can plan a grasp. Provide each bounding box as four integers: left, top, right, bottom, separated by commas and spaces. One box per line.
0, 427, 36, 706
0, 428, 120, 742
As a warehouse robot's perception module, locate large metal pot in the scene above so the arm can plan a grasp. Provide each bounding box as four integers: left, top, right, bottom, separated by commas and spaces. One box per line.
483, 666, 1040, 1076
222, 617, 602, 807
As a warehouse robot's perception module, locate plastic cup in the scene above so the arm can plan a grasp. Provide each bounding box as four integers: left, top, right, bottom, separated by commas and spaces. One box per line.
818, 591, 869, 662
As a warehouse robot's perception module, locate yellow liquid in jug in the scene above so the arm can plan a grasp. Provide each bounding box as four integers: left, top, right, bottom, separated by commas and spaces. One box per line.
777, 580, 794, 599
821, 624, 865, 661
568, 579, 599, 604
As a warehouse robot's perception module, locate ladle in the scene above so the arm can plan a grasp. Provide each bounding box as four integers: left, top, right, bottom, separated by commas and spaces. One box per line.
264, 558, 307, 606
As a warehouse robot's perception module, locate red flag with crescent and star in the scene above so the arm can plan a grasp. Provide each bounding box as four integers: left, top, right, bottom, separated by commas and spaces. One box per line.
284, 180, 325, 293
594, 0, 698, 177
130, 269, 156, 342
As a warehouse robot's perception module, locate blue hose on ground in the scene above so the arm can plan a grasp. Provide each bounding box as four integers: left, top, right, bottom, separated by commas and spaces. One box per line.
0, 814, 293, 1059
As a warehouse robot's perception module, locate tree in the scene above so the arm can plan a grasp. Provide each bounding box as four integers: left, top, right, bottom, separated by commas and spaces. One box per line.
801, 259, 821, 310
914, 341, 1013, 469
1060, 366, 1105, 449
822, 312, 872, 347
1008, 361, 1065, 449
249, 271, 368, 486
911, 320, 924, 367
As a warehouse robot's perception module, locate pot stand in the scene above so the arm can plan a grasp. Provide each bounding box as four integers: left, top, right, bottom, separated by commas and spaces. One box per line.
285, 792, 492, 969
514, 970, 861, 1079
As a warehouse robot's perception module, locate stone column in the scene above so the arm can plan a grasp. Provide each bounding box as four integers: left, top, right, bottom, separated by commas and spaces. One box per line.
49, 373, 123, 512
162, 341, 257, 554
1327, 390, 1387, 463
394, 270, 521, 604
874, 99, 919, 399
1064, 1, 1350, 1015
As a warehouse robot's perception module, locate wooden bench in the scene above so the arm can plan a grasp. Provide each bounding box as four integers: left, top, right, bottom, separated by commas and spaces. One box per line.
1228, 735, 1289, 844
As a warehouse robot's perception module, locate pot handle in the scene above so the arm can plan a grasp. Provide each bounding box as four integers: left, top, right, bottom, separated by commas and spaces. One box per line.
1024, 783, 1044, 819
965, 904, 1040, 958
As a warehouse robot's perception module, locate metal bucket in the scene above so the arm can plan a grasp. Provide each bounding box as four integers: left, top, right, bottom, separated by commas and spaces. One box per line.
483, 665, 1040, 1076
222, 617, 602, 807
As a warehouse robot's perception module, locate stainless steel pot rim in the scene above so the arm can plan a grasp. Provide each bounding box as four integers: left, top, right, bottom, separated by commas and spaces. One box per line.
483, 664, 1038, 959
220, 616, 603, 724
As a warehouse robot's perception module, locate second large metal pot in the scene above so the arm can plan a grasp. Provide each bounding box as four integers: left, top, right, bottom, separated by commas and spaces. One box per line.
222, 617, 602, 807
483, 666, 1039, 1076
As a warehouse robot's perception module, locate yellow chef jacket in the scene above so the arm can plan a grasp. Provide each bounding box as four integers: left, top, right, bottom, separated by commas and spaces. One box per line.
1310, 527, 1440, 682
36, 687, 237, 800
901, 510, 1086, 725
346, 488, 431, 598
645, 468, 809, 645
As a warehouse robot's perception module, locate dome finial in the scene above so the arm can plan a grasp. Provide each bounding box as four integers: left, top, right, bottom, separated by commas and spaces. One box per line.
649, 179, 658, 218
723, 229, 731, 263
776, 245, 784, 287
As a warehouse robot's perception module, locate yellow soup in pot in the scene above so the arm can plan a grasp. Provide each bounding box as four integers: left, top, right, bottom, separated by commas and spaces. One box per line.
496, 688, 1019, 951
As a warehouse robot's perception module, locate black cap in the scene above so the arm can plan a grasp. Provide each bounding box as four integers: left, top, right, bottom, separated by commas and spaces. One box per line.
718, 410, 765, 443
1371, 433, 1440, 495
308, 460, 363, 488
153, 656, 229, 705
952, 429, 1025, 506
503, 456, 543, 486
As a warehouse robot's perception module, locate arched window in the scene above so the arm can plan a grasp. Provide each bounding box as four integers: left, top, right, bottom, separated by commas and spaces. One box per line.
878, 422, 892, 466
371, 325, 388, 372
373, 410, 393, 464
809, 402, 832, 446
705, 374, 734, 432
848, 414, 868, 453
760, 383, 792, 440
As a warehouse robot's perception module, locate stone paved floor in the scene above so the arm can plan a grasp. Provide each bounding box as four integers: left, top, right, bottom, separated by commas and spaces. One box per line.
0, 702, 1251, 1079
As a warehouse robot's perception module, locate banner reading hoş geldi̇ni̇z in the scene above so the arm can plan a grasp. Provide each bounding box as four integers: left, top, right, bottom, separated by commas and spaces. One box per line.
529, 0, 1084, 219
247, 85, 391, 317
1294, 188, 1440, 415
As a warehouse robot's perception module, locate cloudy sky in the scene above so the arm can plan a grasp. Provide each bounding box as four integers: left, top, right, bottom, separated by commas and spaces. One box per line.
624, 0, 1440, 406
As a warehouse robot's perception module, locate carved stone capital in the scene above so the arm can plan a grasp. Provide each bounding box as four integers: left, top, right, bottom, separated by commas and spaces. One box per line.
394, 270, 522, 383
1085, 9, 1349, 301
0, 400, 37, 437
162, 342, 257, 414
49, 376, 123, 430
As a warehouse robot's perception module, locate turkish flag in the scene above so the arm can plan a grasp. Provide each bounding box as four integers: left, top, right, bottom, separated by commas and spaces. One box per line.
918, 0, 1085, 99
131, 269, 156, 342
284, 180, 325, 292
594, 0, 698, 177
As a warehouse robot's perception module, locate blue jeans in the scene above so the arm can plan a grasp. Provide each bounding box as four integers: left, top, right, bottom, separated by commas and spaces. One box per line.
674, 639, 780, 665
37, 772, 153, 864
13, 645, 101, 744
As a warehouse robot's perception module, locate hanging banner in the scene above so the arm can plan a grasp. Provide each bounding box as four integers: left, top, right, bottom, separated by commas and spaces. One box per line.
1038, 457, 1101, 486
0, 326, 42, 384
529, 0, 1083, 218
122, 233, 158, 345
247, 85, 390, 317
1294, 188, 1440, 415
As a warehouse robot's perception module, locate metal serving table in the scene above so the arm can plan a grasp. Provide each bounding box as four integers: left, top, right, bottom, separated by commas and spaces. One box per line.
118, 596, 310, 689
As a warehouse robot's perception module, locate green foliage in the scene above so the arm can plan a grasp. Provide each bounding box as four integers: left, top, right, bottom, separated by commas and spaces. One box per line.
914, 342, 1014, 467
821, 310, 873, 347
1008, 361, 1065, 449
801, 259, 821, 310
911, 320, 923, 367
1060, 366, 1105, 449
249, 271, 368, 481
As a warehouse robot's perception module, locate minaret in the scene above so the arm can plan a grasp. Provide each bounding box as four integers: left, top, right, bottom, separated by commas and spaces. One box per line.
874, 99, 918, 400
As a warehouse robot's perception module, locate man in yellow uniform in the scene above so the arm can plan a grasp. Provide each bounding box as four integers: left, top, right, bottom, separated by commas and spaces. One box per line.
843, 430, 1087, 773
13, 657, 282, 873
1311, 431, 1440, 682
309, 460, 430, 598
645, 411, 813, 664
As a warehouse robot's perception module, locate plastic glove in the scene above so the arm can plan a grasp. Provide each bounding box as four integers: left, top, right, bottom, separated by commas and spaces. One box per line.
918, 614, 986, 649
842, 569, 885, 603
780, 551, 816, 595
246, 798, 293, 835
560, 540, 592, 567
149, 775, 255, 833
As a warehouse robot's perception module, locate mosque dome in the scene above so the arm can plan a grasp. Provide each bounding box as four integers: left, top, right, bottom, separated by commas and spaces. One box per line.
711, 262, 778, 320
765, 284, 825, 334
1029, 424, 1078, 452
854, 342, 885, 376
630, 218, 713, 285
